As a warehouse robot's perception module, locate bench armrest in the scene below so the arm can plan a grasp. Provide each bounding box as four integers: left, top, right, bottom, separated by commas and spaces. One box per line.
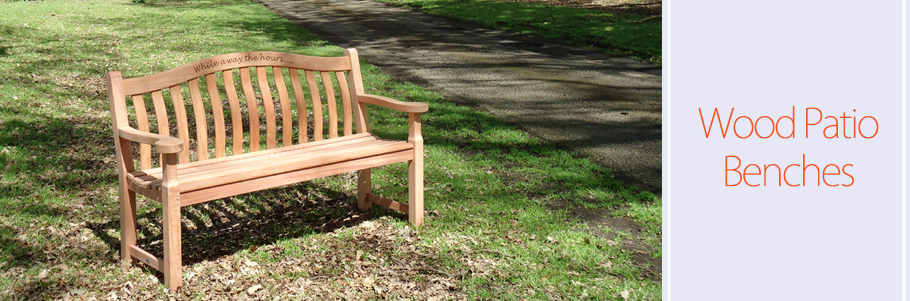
118, 127, 184, 154
357, 94, 428, 113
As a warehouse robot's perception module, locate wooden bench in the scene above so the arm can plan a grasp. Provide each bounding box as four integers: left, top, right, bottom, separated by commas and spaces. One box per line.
106, 49, 426, 289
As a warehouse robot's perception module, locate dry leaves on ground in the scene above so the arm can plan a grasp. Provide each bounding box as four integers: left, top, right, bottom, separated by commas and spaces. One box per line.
153, 217, 493, 300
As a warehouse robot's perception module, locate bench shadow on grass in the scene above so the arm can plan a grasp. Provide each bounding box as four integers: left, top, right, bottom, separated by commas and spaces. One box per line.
87, 180, 402, 271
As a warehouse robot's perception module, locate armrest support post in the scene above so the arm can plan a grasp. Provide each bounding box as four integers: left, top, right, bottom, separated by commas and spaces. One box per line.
408, 112, 424, 226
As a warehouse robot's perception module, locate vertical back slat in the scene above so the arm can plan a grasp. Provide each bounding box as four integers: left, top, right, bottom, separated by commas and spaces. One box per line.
169, 85, 191, 163
336, 72, 353, 136
257, 67, 277, 149
206, 74, 226, 158
289, 69, 308, 144
131, 95, 152, 170
273, 67, 292, 146
188, 79, 208, 161
151, 90, 170, 164
240, 68, 260, 152
151, 91, 169, 136
305, 70, 323, 141
223, 70, 243, 155
320, 71, 338, 139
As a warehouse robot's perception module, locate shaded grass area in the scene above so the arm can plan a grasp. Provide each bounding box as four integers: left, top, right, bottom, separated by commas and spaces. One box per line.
0, 0, 660, 299
374, 0, 661, 63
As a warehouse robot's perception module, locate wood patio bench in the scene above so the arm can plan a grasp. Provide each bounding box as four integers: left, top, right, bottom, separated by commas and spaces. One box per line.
106, 49, 426, 289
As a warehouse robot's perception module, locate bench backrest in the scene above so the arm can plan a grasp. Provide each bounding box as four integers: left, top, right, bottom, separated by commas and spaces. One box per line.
108, 50, 369, 170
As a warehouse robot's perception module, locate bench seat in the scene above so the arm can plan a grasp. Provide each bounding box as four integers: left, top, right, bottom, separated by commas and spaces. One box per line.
126, 133, 414, 206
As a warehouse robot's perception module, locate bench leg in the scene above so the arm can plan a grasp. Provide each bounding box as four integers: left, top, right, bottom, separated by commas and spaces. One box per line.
161, 154, 182, 289
408, 157, 424, 226
408, 113, 425, 226
162, 189, 182, 289
119, 186, 138, 264
357, 168, 372, 210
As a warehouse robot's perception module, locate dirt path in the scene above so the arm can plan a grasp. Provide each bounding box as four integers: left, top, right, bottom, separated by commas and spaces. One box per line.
257, 0, 662, 193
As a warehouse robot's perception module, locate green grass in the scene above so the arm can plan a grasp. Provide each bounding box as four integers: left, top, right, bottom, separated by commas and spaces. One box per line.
0, 0, 660, 299
374, 0, 662, 63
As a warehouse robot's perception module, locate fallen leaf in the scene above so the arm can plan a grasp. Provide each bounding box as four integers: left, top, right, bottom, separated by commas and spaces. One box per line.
247, 284, 262, 295
620, 289, 632, 301
244, 259, 258, 267
68, 288, 85, 295
361, 277, 374, 287
509, 219, 518, 226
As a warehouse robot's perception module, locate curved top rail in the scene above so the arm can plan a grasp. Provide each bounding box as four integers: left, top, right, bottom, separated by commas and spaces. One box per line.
122, 51, 353, 95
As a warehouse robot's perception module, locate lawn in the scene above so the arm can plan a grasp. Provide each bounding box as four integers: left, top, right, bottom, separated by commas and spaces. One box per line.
0, 0, 661, 299
373, 0, 662, 64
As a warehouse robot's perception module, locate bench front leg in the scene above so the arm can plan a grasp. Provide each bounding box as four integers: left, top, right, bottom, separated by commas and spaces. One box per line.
114, 135, 139, 265
161, 153, 183, 289
408, 113, 424, 226
119, 183, 138, 264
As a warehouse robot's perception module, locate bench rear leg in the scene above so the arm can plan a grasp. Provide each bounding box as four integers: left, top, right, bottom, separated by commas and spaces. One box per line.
119, 186, 138, 264
357, 168, 372, 210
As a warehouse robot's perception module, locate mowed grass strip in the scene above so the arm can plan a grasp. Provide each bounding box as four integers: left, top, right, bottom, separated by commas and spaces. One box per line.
0, 0, 660, 299
374, 0, 662, 63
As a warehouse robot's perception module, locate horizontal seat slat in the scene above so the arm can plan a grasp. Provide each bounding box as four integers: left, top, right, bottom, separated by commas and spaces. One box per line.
178, 150, 413, 207
181, 141, 411, 190
160, 139, 404, 186
127, 134, 376, 180
127, 135, 412, 194
167, 132, 371, 170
